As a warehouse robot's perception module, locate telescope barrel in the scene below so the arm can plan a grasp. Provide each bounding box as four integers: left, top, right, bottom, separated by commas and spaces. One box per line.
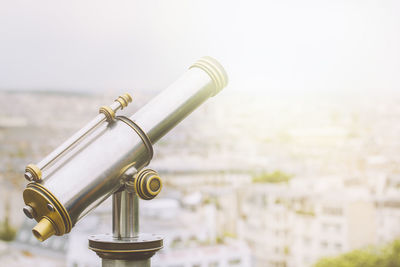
131, 57, 228, 144
37, 115, 106, 169
22, 56, 228, 241
24, 94, 133, 182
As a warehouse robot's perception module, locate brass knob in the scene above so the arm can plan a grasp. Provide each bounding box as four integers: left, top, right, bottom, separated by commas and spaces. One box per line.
134, 169, 162, 200
115, 93, 133, 109
25, 164, 42, 182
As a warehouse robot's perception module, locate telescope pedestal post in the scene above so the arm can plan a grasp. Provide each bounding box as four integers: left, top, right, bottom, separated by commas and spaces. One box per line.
89, 189, 163, 267
112, 189, 139, 239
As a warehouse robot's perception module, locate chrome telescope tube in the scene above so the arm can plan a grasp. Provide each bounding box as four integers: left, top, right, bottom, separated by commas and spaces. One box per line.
131, 57, 227, 144
22, 56, 228, 242
24, 94, 132, 182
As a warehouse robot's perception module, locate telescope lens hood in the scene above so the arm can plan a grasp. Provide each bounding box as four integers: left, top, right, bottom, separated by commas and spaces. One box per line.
190, 56, 229, 96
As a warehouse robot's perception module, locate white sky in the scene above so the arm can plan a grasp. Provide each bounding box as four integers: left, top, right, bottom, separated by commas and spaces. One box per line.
0, 0, 399, 94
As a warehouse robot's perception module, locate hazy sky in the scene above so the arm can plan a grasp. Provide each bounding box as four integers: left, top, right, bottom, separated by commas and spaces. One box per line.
0, 0, 399, 94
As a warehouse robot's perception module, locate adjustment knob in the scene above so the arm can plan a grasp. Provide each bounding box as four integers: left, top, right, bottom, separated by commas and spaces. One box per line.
134, 169, 162, 200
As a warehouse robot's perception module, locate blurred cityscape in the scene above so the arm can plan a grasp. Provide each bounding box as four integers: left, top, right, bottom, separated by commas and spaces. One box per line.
1, 89, 400, 267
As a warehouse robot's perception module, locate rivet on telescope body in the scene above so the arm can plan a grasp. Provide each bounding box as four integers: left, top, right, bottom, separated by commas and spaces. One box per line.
23, 205, 35, 219
47, 204, 55, 212
24, 172, 33, 181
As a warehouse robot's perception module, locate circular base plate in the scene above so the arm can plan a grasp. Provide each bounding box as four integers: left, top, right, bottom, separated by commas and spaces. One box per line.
88, 233, 163, 260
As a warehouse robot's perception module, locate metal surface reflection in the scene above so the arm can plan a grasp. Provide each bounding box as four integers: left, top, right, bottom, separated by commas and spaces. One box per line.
22, 56, 228, 266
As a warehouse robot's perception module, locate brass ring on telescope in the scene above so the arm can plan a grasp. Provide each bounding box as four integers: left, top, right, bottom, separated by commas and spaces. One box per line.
116, 116, 153, 167
25, 164, 42, 182
189, 56, 228, 96
147, 175, 162, 195
89, 247, 164, 253
115, 93, 133, 109
134, 169, 162, 200
99, 106, 116, 122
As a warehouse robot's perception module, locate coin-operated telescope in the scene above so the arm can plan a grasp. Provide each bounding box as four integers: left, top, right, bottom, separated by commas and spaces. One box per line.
22, 57, 228, 266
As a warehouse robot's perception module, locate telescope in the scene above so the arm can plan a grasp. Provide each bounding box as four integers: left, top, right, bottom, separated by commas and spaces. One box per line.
22, 56, 228, 266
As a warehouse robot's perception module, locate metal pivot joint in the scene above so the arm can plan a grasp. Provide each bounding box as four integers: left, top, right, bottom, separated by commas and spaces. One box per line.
89, 169, 163, 266
132, 169, 162, 200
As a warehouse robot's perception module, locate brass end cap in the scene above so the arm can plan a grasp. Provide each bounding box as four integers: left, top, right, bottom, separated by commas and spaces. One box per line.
32, 217, 56, 242
115, 93, 133, 109
189, 56, 229, 96
147, 176, 161, 194
23, 183, 72, 241
135, 169, 162, 200
25, 164, 42, 182
99, 106, 116, 122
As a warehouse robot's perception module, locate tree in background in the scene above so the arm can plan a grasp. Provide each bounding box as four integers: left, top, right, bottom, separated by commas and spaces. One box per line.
0, 198, 16, 241
314, 240, 400, 267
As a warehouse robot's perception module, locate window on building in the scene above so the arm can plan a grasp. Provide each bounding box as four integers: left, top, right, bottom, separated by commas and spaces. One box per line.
170, 237, 183, 248
303, 237, 311, 245
209, 262, 219, 267
321, 241, 328, 249
189, 235, 198, 243
274, 261, 287, 267
284, 246, 290, 255
321, 223, 329, 231
322, 206, 343, 216
263, 195, 268, 208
